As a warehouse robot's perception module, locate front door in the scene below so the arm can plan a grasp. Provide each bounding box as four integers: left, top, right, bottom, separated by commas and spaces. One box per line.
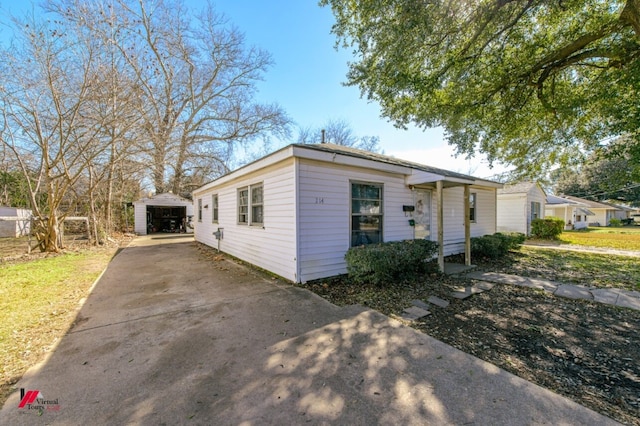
414, 190, 431, 240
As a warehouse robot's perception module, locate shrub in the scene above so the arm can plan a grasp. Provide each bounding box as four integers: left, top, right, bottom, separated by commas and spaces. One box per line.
345, 239, 439, 285
531, 217, 564, 239
609, 218, 622, 227
470, 232, 525, 259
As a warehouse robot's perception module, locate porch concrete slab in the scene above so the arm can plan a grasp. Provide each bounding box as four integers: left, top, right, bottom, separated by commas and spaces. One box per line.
591, 289, 620, 305
616, 292, 640, 310
427, 296, 450, 308
401, 306, 431, 320
444, 262, 476, 275
554, 284, 594, 301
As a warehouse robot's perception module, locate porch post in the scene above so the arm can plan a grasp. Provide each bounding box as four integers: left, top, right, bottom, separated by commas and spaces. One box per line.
464, 185, 471, 266
437, 180, 444, 273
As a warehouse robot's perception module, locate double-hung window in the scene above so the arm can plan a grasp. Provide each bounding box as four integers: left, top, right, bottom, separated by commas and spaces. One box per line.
351, 182, 383, 246
469, 193, 477, 223
198, 198, 203, 222
531, 201, 541, 221
212, 194, 219, 223
238, 183, 263, 225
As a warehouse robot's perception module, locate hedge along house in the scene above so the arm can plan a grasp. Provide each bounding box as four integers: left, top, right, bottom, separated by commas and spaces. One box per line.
133, 193, 194, 235
497, 182, 546, 235
192, 143, 502, 283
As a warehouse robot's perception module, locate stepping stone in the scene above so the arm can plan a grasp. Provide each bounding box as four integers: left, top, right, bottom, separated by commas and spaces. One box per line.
473, 281, 495, 291
411, 299, 431, 311
554, 284, 593, 300
401, 306, 431, 320
591, 289, 619, 305
427, 296, 450, 308
450, 287, 475, 299
616, 293, 640, 311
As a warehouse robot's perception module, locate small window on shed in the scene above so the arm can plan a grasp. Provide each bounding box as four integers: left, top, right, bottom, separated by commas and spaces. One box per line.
198, 198, 202, 222
238, 188, 248, 224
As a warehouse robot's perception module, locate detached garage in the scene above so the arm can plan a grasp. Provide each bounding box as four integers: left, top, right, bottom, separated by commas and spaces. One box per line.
133, 193, 194, 235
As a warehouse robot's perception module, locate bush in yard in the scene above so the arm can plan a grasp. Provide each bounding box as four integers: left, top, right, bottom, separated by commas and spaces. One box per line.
471, 232, 525, 259
609, 218, 622, 227
345, 239, 439, 285
531, 217, 565, 239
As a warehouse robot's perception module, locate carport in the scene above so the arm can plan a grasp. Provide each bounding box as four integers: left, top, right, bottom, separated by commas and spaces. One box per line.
133, 193, 194, 235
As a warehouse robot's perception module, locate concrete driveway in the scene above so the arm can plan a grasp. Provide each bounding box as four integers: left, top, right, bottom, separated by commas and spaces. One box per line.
1, 235, 618, 425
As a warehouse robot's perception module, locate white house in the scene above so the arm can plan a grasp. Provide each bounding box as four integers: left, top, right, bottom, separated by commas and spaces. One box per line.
0, 207, 31, 238
133, 193, 194, 235
545, 195, 594, 229
546, 194, 625, 227
192, 143, 502, 283
497, 182, 546, 235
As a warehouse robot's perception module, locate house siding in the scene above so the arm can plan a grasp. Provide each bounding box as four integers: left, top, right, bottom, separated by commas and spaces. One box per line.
497, 194, 527, 234
194, 158, 298, 282
297, 159, 414, 282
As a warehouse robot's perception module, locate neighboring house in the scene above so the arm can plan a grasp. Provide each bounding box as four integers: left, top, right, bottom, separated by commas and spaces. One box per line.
0, 207, 31, 238
193, 143, 502, 283
133, 193, 194, 235
550, 195, 623, 227
497, 182, 546, 235
545, 195, 594, 229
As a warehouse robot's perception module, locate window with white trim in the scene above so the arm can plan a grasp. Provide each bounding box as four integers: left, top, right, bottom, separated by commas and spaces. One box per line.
212, 194, 219, 223
198, 198, 202, 222
531, 201, 541, 221
238, 183, 263, 225
469, 192, 477, 223
351, 182, 383, 246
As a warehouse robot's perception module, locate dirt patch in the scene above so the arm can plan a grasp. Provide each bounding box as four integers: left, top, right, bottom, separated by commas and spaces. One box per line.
303, 267, 640, 425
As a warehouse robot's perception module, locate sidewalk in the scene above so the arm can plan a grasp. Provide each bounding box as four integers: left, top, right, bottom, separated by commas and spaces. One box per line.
465, 271, 640, 311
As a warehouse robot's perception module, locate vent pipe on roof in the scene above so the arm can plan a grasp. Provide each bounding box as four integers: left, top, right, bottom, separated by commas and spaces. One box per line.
321, 129, 325, 144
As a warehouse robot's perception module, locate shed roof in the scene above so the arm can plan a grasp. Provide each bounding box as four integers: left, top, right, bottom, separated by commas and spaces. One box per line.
498, 181, 546, 196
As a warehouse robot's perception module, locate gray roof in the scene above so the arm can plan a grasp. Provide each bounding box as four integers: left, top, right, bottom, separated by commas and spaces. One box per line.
559, 195, 621, 210
297, 143, 500, 185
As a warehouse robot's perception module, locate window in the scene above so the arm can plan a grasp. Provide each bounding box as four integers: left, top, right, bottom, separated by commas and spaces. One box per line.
212, 194, 219, 223
238, 188, 248, 224
351, 182, 383, 247
238, 183, 263, 225
531, 201, 541, 221
469, 193, 477, 223
251, 185, 263, 225
198, 198, 202, 222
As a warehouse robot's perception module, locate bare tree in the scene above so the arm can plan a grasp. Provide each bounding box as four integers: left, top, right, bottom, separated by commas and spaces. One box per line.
0, 13, 111, 251
296, 118, 382, 153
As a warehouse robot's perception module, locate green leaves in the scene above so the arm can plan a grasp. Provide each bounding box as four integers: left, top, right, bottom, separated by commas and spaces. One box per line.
322, 0, 640, 177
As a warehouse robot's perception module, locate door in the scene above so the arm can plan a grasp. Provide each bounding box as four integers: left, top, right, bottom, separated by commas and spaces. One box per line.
414, 190, 431, 240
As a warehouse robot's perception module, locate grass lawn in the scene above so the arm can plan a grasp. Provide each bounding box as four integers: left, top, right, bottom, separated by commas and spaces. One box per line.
0, 248, 117, 407
476, 246, 640, 291
559, 226, 640, 251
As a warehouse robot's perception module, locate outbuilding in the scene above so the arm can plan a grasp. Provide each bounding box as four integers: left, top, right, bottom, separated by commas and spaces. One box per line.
133, 193, 194, 235
193, 143, 502, 283
497, 182, 546, 235
0, 206, 31, 238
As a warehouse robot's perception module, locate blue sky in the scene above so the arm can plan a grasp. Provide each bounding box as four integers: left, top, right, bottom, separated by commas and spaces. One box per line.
0, 0, 508, 178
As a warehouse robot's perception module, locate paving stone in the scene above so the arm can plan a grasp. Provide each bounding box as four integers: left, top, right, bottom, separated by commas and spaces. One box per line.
616, 293, 640, 310
591, 289, 620, 305
411, 299, 431, 311
427, 296, 450, 308
473, 281, 495, 291
554, 284, 593, 301
401, 306, 431, 320
450, 287, 480, 299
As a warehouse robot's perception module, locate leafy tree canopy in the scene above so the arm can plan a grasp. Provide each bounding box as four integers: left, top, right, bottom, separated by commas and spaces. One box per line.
553, 138, 640, 206
321, 0, 640, 176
